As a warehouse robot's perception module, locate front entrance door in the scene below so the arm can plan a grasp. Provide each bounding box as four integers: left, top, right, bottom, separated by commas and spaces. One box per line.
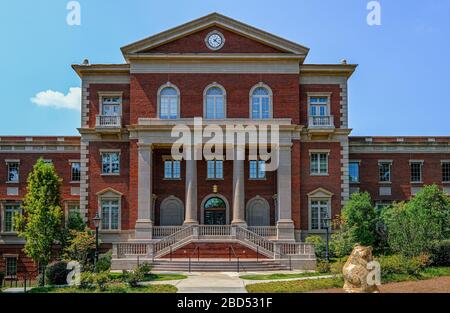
203, 197, 227, 225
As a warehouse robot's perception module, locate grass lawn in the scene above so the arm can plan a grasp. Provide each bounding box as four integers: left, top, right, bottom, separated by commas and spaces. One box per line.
245, 267, 450, 293
28, 284, 177, 293
108, 272, 187, 282
240, 272, 329, 281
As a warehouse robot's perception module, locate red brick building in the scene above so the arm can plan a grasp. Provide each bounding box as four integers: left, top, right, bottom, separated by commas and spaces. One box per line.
1, 14, 450, 273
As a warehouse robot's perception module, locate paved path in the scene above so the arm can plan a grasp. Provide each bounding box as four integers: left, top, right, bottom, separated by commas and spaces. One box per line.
145, 272, 247, 293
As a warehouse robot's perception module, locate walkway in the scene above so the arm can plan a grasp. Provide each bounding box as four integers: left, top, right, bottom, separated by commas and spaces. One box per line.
145, 272, 247, 293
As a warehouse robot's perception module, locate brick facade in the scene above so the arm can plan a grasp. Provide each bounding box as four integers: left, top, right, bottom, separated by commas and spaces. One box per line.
1, 14, 449, 274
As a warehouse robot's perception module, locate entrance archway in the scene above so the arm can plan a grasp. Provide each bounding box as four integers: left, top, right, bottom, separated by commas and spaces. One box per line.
160, 196, 184, 226
201, 194, 229, 225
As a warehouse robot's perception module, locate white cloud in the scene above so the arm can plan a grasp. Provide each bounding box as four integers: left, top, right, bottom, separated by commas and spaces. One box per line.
31, 87, 81, 111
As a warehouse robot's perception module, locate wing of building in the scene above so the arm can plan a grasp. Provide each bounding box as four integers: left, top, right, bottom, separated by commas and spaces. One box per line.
1, 13, 450, 274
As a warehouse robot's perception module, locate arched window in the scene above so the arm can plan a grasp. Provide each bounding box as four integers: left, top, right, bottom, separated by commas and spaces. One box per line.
250, 84, 272, 119
203, 196, 227, 225
158, 84, 179, 119
204, 84, 226, 119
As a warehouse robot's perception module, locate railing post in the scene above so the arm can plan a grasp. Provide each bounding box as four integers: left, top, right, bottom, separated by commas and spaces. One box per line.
188, 257, 191, 273
257, 247, 259, 262
237, 257, 240, 273
170, 246, 172, 262
289, 256, 292, 271
24, 275, 27, 293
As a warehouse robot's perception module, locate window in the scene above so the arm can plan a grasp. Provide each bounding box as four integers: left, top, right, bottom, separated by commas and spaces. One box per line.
349, 161, 360, 183
207, 160, 223, 179
375, 200, 392, 213
5, 257, 17, 277
3, 204, 20, 233
310, 153, 328, 175
379, 162, 392, 182
251, 86, 271, 119
311, 200, 330, 231
164, 160, 181, 179
101, 199, 120, 230
309, 97, 329, 117
101, 96, 121, 116
159, 86, 179, 119
71, 162, 81, 182
249, 160, 266, 179
410, 162, 423, 183
442, 162, 450, 182
7, 162, 19, 183
68, 204, 80, 213
101, 152, 120, 174
205, 86, 225, 119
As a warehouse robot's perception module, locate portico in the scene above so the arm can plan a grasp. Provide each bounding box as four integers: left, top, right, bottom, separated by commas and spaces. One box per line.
131, 118, 298, 242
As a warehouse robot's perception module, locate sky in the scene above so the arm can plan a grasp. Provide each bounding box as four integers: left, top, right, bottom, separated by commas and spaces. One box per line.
0, 0, 449, 136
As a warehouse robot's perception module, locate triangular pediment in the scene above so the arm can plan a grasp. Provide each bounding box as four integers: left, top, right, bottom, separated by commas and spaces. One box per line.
307, 188, 334, 198
121, 13, 309, 57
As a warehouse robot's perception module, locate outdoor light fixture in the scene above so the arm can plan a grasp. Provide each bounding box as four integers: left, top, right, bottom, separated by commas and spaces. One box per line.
323, 216, 332, 262
93, 212, 102, 271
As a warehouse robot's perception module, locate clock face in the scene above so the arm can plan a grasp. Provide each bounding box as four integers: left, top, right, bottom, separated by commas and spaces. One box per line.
206, 32, 224, 50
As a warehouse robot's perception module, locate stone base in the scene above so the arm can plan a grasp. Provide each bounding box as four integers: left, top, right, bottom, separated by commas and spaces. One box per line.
276, 220, 295, 242
134, 219, 153, 240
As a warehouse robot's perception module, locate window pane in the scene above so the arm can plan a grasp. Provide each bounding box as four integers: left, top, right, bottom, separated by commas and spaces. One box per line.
164, 161, 172, 178
249, 161, 257, 179
261, 97, 270, 119
311, 154, 318, 173
215, 97, 224, 119
206, 98, 215, 119
206, 87, 223, 96
252, 97, 261, 119
6, 258, 17, 277
102, 154, 111, 173
160, 87, 177, 96
349, 162, 359, 183
411, 163, 422, 182
101, 201, 110, 229
111, 153, 120, 173
258, 161, 266, 178
173, 161, 181, 179
215, 161, 223, 178
71, 162, 81, 181
110, 201, 119, 230
379, 163, 391, 182
7, 163, 19, 182
319, 154, 328, 173
207, 161, 215, 179
443, 163, 450, 182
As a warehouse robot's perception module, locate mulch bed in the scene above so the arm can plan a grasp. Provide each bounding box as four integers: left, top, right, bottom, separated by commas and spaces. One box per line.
313, 276, 450, 293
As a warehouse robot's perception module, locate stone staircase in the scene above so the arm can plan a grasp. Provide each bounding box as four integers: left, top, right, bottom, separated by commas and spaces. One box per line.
111, 225, 316, 271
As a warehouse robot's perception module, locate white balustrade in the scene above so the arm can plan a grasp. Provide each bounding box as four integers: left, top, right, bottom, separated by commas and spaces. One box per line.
152, 226, 184, 238
198, 225, 231, 237
96, 115, 121, 128
247, 226, 277, 237
308, 115, 334, 128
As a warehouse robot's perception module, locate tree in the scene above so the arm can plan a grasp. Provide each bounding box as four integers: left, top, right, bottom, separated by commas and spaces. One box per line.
331, 192, 378, 257
64, 229, 96, 271
14, 159, 63, 286
383, 185, 450, 256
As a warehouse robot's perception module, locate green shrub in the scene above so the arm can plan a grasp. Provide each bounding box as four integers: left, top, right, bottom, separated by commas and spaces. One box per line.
139, 263, 152, 275
46, 261, 70, 286
122, 268, 144, 287
329, 231, 353, 258
316, 261, 330, 273
382, 185, 450, 256
79, 272, 95, 289
330, 258, 347, 275
306, 236, 327, 259
93, 272, 110, 291
96, 250, 112, 272
430, 240, 450, 266
376, 254, 430, 277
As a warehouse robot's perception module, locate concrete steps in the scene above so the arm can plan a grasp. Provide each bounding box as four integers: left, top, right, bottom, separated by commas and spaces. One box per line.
152, 259, 290, 272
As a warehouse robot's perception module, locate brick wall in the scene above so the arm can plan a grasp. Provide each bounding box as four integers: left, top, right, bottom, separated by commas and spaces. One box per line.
130, 73, 300, 124
350, 152, 450, 202
144, 26, 284, 54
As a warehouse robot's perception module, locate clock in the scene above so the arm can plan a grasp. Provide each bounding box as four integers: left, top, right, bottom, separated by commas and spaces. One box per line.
205, 31, 225, 50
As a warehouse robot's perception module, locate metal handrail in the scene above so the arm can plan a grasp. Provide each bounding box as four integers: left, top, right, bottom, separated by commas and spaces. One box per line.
228, 245, 241, 273
188, 244, 200, 272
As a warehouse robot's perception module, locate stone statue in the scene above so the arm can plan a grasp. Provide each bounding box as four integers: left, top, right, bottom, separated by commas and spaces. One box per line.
342, 245, 380, 293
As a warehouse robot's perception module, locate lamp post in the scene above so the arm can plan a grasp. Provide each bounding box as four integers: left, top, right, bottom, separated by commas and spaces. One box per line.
92, 212, 102, 271
324, 216, 332, 262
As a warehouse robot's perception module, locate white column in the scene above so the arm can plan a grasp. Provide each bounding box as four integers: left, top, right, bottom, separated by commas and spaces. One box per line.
135, 144, 153, 240
184, 147, 198, 224
232, 146, 246, 225
277, 145, 295, 241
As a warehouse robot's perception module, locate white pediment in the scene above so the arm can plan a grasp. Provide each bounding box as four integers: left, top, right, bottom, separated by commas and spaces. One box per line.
307, 187, 334, 198
121, 13, 309, 56
96, 187, 123, 197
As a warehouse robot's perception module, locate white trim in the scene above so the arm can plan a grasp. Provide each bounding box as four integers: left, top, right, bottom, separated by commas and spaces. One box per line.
98, 92, 123, 117
98, 191, 122, 231
307, 191, 332, 233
